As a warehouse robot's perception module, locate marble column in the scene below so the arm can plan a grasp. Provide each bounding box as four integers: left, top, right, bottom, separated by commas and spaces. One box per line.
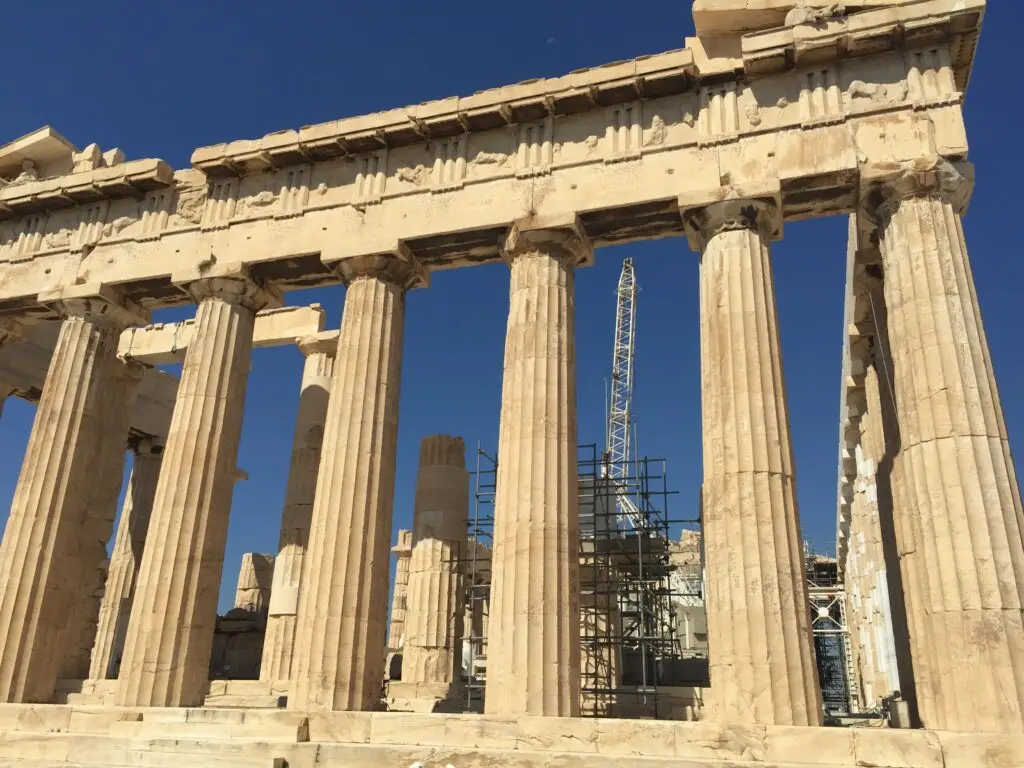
116, 273, 277, 707
89, 440, 164, 680
388, 530, 413, 651
0, 290, 146, 703
844, 364, 901, 708
260, 335, 335, 684
485, 224, 589, 718
401, 436, 469, 691
60, 364, 142, 681
874, 160, 1024, 733
289, 253, 426, 712
685, 200, 822, 726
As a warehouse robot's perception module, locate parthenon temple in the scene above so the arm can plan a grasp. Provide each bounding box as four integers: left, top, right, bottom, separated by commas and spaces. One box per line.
0, 0, 1020, 765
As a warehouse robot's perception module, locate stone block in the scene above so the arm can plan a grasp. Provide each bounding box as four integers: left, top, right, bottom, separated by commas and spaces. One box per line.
764, 725, 856, 765
595, 718, 676, 757
186, 706, 246, 724
853, 729, 943, 768
367, 711, 448, 747
0, 731, 72, 762
305, 711, 372, 743
674, 721, 767, 762
7, 704, 72, 733
444, 713, 521, 750
516, 715, 599, 753
67, 706, 141, 734
938, 731, 1024, 768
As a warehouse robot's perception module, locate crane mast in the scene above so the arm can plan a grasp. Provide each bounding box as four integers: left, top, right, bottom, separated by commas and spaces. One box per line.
605, 258, 643, 531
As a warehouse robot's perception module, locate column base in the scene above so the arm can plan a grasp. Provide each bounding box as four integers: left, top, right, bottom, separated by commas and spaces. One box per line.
204, 679, 289, 709
385, 681, 470, 713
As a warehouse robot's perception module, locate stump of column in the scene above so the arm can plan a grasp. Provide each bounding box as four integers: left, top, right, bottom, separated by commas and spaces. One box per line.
116, 272, 278, 707
387, 530, 413, 652
289, 252, 426, 712
0, 289, 147, 703
485, 223, 590, 718
389, 435, 469, 711
684, 200, 822, 726
89, 440, 164, 680
259, 335, 336, 684
870, 159, 1024, 733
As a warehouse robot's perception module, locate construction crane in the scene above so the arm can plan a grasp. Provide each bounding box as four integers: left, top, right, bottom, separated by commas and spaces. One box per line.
604, 258, 645, 532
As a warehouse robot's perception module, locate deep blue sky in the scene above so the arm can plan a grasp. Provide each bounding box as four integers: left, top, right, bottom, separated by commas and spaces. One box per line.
1, 2, 1019, 613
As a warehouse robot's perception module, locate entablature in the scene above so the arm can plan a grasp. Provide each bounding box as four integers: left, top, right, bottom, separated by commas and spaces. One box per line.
0, 159, 175, 220
0, 0, 980, 320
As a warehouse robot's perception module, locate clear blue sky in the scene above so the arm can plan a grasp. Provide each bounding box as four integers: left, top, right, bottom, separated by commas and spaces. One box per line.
1, 2, 1020, 614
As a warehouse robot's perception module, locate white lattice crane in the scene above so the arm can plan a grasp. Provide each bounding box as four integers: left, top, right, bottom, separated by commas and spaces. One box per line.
605, 258, 644, 531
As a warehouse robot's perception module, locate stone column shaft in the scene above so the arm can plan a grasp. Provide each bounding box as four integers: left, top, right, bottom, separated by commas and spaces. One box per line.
0, 293, 144, 703
401, 435, 469, 689
876, 162, 1024, 733
844, 365, 901, 708
689, 201, 822, 726
388, 530, 413, 650
403, 540, 464, 685
116, 275, 274, 707
485, 225, 587, 717
260, 342, 334, 683
289, 254, 425, 711
60, 365, 141, 681
89, 443, 163, 680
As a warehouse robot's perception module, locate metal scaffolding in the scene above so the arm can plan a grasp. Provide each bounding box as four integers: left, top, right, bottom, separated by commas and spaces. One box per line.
463, 444, 496, 713
806, 550, 857, 716
461, 443, 698, 717
578, 443, 696, 718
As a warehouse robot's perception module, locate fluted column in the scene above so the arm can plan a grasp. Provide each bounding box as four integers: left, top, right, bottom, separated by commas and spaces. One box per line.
116, 273, 277, 707
485, 224, 589, 717
685, 200, 822, 726
89, 440, 164, 680
388, 530, 413, 650
289, 253, 426, 711
845, 364, 901, 708
402, 435, 469, 688
0, 290, 147, 703
60, 363, 142, 681
873, 160, 1024, 733
260, 335, 335, 683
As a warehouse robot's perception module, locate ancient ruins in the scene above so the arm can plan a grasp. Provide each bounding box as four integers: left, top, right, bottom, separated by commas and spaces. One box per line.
0, 0, 1019, 765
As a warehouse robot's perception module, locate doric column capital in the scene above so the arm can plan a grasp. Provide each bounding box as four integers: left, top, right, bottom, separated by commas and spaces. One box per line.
391, 528, 413, 556
184, 274, 281, 312
682, 199, 780, 252
333, 247, 428, 291
419, 434, 466, 469
296, 330, 340, 358
501, 220, 593, 266
38, 283, 149, 329
864, 157, 975, 222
